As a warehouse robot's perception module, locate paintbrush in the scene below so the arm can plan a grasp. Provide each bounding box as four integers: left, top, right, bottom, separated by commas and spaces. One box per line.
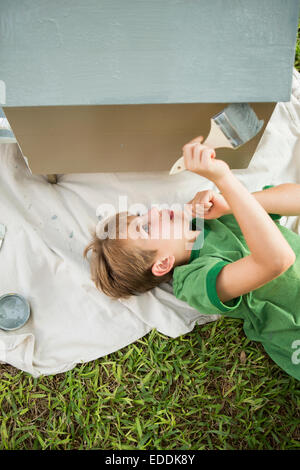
169, 103, 264, 175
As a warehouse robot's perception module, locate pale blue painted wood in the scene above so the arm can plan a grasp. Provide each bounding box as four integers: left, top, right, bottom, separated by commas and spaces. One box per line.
0, 0, 299, 106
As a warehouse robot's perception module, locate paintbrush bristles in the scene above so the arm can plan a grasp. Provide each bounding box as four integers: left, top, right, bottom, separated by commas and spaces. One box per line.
214, 103, 264, 149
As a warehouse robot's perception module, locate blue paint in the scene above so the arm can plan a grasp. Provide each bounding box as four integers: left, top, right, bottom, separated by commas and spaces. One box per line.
0, 0, 299, 106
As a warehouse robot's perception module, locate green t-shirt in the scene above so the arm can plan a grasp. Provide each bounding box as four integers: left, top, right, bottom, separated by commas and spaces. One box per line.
172, 186, 300, 381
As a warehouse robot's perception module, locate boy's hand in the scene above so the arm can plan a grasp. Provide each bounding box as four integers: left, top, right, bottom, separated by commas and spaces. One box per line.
187, 189, 230, 220
182, 136, 230, 183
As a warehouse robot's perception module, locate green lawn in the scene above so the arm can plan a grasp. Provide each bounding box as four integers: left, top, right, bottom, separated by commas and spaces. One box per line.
1, 28, 300, 452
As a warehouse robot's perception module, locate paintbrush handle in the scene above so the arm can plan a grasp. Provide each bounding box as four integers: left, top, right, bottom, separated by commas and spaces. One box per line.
170, 118, 233, 175
203, 118, 234, 149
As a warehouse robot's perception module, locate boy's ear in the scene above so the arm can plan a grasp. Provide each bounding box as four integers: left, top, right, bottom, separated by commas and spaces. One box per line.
152, 255, 175, 277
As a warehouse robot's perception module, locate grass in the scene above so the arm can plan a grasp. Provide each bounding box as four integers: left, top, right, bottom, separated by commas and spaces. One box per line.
1, 318, 299, 450
295, 25, 300, 72
1, 22, 300, 452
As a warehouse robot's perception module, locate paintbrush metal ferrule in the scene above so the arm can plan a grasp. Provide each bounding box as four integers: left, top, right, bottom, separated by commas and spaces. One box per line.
169, 103, 264, 175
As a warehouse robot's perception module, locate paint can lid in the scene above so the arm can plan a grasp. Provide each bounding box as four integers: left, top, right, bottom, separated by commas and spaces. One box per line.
0, 293, 30, 331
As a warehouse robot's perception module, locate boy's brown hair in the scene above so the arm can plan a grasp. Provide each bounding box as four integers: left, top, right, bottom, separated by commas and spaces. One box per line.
83, 212, 173, 299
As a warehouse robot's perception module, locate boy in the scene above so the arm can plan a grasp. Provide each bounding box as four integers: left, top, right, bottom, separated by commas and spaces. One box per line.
84, 136, 300, 380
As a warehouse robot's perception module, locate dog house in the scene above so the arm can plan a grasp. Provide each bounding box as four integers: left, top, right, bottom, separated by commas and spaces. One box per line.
1, 0, 299, 178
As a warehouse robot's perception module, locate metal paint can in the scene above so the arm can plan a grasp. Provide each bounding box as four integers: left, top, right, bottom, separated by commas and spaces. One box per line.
0, 293, 30, 331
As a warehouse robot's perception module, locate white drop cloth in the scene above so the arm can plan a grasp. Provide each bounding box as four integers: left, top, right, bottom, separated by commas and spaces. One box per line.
0, 68, 300, 377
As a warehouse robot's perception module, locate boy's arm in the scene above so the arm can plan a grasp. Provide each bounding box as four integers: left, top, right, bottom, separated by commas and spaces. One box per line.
223, 183, 300, 217
182, 137, 296, 305
214, 175, 296, 303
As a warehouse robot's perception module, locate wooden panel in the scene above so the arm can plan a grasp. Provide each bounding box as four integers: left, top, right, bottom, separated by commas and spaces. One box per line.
4, 103, 276, 174
0, 0, 299, 106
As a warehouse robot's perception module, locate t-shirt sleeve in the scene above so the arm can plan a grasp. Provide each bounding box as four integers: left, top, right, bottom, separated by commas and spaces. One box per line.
262, 185, 282, 221
172, 256, 243, 316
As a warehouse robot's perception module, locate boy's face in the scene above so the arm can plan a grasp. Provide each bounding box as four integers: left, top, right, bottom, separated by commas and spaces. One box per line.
122, 207, 201, 275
